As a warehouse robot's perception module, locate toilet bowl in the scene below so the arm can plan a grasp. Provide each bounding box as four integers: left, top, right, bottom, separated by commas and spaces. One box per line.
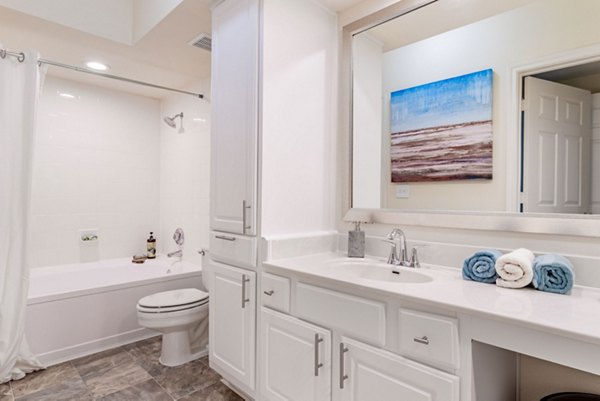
137, 287, 209, 367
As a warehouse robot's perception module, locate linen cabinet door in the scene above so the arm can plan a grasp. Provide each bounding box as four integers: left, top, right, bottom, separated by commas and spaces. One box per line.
208, 261, 256, 394
338, 337, 459, 401
260, 308, 331, 401
210, 0, 259, 235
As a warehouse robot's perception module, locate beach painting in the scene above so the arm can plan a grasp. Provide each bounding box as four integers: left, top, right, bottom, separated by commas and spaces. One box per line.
390, 69, 493, 182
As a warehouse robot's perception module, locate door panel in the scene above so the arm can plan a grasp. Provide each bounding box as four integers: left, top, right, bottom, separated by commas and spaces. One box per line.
523, 76, 592, 213
260, 308, 331, 401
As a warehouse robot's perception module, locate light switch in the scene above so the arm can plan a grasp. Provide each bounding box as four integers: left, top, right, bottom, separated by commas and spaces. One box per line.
395, 185, 410, 198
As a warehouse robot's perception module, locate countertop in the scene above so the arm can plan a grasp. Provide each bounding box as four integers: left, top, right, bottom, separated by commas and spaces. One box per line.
263, 252, 600, 346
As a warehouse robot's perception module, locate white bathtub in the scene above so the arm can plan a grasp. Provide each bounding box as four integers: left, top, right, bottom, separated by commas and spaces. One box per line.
25, 256, 204, 366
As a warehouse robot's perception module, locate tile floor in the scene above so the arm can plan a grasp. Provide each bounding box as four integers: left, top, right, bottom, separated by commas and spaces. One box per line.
0, 337, 243, 401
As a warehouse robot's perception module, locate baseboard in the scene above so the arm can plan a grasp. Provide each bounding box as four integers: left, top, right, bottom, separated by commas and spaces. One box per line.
37, 328, 159, 367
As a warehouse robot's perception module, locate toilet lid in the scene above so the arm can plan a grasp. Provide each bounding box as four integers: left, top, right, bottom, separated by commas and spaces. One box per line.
138, 288, 208, 309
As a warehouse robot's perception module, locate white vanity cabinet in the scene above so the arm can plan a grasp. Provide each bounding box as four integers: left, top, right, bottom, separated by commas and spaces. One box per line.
210, 0, 258, 235
339, 337, 459, 401
209, 261, 256, 394
259, 273, 461, 401
260, 307, 332, 401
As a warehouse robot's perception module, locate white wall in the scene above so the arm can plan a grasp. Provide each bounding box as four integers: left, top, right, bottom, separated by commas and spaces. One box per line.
158, 80, 211, 266
30, 76, 160, 267
260, 0, 338, 236
352, 33, 383, 209
374, 0, 600, 211
0, 0, 134, 45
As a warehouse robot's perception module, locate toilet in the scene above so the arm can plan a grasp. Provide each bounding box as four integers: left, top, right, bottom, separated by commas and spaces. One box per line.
137, 287, 209, 367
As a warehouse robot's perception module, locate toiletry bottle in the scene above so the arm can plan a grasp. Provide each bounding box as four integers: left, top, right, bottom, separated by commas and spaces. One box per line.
147, 232, 156, 259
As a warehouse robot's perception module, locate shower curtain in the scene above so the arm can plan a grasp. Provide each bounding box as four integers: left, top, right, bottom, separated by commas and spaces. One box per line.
0, 50, 46, 383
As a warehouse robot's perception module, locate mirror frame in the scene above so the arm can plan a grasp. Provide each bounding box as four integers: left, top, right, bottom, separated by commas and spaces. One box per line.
339, 0, 600, 238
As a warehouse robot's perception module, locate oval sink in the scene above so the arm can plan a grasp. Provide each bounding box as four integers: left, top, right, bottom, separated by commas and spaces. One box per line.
325, 261, 432, 284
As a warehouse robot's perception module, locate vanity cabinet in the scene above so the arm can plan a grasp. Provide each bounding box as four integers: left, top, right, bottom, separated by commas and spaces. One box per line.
259, 276, 461, 401
210, 0, 258, 235
209, 261, 256, 393
339, 337, 460, 401
260, 307, 331, 401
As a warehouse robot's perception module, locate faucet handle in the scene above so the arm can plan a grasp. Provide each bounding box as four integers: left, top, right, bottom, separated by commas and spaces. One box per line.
409, 247, 420, 268
408, 245, 429, 268
381, 239, 399, 265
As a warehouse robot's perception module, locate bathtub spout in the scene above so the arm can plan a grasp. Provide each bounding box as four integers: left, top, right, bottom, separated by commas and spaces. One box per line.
167, 250, 183, 258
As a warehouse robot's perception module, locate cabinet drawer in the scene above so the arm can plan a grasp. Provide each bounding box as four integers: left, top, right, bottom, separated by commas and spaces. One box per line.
261, 273, 290, 313
398, 308, 459, 371
296, 283, 385, 346
210, 231, 257, 268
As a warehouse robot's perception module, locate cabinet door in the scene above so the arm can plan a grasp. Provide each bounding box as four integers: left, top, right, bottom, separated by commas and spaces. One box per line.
210, 0, 258, 235
260, 308, 331, 401
338, 337, 459, 401
209, 261, 256, 393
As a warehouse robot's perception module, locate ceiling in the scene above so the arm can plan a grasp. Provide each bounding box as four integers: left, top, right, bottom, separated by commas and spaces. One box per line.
0, 0, 378, 99
0, 0, 212, 99
365, 0, 539, 52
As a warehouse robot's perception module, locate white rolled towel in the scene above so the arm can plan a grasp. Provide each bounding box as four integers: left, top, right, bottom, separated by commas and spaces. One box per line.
495, 248, 535, 289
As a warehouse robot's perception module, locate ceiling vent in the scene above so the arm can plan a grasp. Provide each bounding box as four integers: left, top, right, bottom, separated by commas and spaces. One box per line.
189, 33, 212, 52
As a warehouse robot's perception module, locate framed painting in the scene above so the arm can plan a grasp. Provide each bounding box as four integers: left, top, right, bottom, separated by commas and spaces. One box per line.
390, 69, 493, 182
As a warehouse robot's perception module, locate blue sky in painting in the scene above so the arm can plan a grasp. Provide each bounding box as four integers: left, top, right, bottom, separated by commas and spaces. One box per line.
390, 69, 493, 133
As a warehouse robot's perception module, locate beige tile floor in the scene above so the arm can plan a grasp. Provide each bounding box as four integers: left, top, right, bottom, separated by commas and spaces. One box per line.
0, 337, 242, 401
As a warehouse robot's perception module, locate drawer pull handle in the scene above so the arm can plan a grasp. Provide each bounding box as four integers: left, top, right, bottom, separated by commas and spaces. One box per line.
241, 275, 250, 308
215, 235, 236, 241
339, 342, 349, 389
413, 336, 429, 345
314, 334, 324, 376
263, 290, 274, 296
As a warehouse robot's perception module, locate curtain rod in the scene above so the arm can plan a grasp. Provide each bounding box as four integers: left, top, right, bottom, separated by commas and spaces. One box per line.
0, 48, 204, 99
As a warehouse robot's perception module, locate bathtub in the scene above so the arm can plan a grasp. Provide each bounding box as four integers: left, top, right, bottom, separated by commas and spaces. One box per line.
25, 256, 204, 366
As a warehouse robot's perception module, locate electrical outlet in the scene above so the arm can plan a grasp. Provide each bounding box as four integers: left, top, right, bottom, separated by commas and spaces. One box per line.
395, 185, 410, 198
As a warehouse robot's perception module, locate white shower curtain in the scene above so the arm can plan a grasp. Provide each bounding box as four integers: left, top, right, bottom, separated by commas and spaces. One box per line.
0, 50, 46, 383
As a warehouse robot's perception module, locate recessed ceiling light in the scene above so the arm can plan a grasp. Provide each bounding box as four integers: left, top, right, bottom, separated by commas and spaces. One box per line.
58, 92, 75, 99
85, 61, 109, 71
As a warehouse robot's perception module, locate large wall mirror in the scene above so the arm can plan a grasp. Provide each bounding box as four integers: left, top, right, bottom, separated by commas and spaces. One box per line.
351, 0, 600, 216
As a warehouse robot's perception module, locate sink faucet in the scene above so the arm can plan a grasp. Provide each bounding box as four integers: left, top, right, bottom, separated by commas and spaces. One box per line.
387, 228, 408, 265
167, 249, 182, 258
386, 228, 420, 268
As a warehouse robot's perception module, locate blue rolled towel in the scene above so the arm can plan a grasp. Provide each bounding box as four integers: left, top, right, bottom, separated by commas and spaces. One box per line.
462, 249, 503, 283
532, 254, 574, 294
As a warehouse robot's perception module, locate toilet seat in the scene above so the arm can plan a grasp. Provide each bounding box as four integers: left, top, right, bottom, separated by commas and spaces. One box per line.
137, 288, 209, 314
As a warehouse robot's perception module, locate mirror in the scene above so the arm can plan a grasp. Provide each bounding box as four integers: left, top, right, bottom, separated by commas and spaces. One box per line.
352, 0, 600, 215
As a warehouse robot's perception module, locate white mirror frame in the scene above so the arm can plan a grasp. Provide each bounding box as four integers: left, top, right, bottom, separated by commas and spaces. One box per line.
339, 0, 600, 238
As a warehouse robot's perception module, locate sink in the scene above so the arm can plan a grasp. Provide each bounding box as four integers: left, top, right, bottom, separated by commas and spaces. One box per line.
325, 261, 432, 284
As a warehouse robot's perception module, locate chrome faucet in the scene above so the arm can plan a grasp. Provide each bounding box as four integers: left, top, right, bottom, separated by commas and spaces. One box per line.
167, 249, 183, 258
386, 228, 420, 269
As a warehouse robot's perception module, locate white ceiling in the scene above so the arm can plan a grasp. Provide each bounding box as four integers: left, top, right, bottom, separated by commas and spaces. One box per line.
0, 0, 212, 98
318, 0, 366, 12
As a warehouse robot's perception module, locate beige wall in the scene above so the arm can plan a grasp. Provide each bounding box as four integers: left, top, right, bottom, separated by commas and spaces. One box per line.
520, 355, 600, 400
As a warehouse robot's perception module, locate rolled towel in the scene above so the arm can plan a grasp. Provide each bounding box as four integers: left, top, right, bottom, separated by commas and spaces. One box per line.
495, 248, 535, 289
462, 249, 503, 283
532, 254, 574, 294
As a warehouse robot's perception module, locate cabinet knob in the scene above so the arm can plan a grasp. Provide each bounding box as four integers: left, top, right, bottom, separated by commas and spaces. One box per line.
263, 290, 274, 296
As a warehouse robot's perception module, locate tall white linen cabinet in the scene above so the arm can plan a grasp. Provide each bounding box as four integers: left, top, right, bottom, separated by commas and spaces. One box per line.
208, 0, 337, 399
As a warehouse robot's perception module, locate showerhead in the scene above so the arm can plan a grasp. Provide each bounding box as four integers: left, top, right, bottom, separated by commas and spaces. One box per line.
163, 112, 184, 131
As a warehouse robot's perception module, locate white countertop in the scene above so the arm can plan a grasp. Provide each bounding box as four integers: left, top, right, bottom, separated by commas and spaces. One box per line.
263, 252, 600, 346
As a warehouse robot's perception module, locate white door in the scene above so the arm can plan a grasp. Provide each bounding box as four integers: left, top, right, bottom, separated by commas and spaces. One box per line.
338, 337, 459, 401
522, 76, 592, 213
208, 261, 256, 393
210, 0, 258, 235
260, 308, 331, 401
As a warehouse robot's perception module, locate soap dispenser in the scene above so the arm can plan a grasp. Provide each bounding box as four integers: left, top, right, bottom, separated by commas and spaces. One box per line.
343, 210, 372, 258
147, 232, 156, 259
